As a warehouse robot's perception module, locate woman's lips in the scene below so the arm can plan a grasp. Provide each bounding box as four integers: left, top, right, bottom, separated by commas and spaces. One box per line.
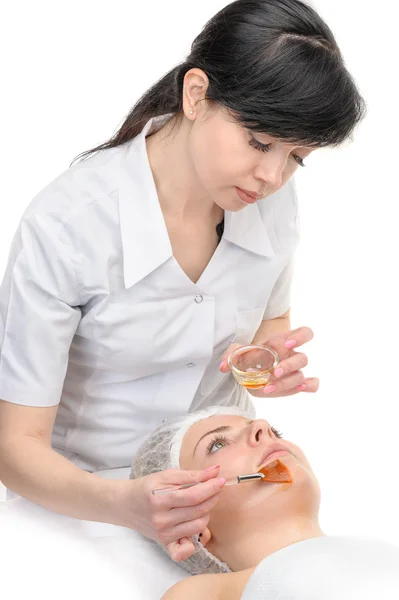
236, 187, 260, 204
259, 450, 292, 469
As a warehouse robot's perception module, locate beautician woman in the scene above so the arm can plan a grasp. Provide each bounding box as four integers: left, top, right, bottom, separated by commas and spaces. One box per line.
0, 0, 364, 560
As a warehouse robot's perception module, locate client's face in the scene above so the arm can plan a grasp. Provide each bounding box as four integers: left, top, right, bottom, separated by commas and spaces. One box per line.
180, 415, 321, 543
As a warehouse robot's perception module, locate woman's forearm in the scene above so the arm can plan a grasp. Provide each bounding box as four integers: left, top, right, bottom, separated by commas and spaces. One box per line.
0, 436, 123, 525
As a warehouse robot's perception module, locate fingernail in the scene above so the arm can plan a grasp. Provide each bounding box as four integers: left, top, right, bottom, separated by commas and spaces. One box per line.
263, 385, 276, 394
205, 465, 220, 471
219, 478, 226, 487
219, 360, 227, 371
274, 367, 284, 378
285, 339, 296, 348
296, 383, 307, 391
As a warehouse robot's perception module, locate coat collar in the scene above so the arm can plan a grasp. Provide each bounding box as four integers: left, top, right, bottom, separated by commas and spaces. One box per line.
117, 117, 275, 289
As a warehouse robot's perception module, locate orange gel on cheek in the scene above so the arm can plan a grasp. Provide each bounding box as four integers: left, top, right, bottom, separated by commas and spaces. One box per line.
259, 460, 292, 484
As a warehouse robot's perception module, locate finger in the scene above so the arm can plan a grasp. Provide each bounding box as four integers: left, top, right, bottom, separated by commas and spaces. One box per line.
281, 326, 314, 350
161, 476, 225, 509
169, 515, 212, 542
166, 538, 196, 562
273, 352, 308, 379
261, 376, 320, 397
169, 487, 221, 524
219, 343, 242, 373
159, 465, 221, 486
295, 377, 319, 393
263, 371, 305, 395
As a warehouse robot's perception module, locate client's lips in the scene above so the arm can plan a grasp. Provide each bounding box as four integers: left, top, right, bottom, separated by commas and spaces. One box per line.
258, 443, 292, 469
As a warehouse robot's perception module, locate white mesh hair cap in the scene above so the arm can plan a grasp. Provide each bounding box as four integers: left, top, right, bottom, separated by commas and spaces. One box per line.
131, 405, 255, 575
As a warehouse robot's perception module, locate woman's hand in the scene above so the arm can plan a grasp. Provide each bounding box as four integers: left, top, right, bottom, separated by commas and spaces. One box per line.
220, 326, 319, 398
114, 466, 225, 562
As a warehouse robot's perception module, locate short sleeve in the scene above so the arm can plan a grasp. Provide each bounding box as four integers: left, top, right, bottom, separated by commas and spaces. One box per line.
0, 215, 81, 407
263, 259, 294, 320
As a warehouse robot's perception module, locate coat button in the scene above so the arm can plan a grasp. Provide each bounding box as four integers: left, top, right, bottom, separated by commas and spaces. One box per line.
194, 295, 203, 303
187, 363, 195, 368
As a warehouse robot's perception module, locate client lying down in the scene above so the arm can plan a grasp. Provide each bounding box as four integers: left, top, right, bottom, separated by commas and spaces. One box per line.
131, 406, 399, 599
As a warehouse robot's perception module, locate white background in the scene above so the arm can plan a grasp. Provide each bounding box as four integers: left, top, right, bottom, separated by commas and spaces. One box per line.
1, 0, 398, 550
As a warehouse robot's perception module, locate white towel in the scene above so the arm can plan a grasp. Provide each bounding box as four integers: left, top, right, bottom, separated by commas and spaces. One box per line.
241, 536, 399, 600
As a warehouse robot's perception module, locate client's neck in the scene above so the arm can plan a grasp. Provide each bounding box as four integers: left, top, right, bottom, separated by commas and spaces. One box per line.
210, 515, 324, 572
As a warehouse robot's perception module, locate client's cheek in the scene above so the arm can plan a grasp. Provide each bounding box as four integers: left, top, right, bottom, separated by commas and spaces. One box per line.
221, 449, 254, 474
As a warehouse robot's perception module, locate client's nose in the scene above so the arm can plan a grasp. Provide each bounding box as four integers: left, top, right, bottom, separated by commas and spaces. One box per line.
248, 419, 273, 446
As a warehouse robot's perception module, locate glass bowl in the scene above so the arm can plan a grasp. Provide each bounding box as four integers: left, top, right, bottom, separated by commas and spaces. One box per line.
227, 345, 279, 389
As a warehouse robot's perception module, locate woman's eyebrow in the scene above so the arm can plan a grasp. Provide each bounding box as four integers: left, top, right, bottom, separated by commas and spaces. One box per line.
193, 425, 232, 457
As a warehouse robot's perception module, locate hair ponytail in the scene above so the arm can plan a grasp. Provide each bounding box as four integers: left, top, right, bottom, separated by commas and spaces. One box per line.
71, 64, 186, 164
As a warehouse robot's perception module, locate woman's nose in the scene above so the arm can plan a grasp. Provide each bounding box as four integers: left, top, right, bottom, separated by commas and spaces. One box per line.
253, 155, 286, 190
248, 420, 273, 446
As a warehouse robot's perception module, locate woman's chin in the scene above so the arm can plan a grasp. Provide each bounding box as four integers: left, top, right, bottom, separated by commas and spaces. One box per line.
234, 459, 318, 511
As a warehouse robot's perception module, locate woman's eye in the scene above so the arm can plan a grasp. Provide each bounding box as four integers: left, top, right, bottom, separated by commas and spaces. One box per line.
206, 435, 229, 454
249, 135, 306, 167
209, 441, 225, 453
249, 136, 271, 154
292, 154, 306, 167
271, 426, 283, 439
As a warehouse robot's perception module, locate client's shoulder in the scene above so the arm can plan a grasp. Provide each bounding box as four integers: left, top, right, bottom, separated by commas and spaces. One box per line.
161, 568, 254, 600
161, 573, 224, 600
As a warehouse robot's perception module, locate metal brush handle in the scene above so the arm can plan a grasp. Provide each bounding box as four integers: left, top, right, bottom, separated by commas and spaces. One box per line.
152, 472, 264, 495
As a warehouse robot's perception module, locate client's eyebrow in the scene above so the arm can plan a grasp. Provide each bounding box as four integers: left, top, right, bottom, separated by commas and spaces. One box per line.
193, 425, 232, 457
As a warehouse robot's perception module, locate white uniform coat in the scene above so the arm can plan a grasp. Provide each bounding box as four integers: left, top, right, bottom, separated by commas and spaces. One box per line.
0, 117, 300, 471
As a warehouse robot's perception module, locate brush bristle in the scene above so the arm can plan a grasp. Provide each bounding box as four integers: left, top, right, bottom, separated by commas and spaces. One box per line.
259, 459, 292, 483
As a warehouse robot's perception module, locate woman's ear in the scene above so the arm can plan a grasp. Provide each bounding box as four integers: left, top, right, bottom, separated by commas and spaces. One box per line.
182, 68, 209, 118
198, 527, 212, 546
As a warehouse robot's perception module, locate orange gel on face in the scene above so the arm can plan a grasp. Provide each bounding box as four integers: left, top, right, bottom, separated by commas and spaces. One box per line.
259, 459, 292, 484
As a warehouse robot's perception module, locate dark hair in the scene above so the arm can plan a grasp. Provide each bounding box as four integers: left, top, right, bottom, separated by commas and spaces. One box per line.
71, 0, 365, 164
